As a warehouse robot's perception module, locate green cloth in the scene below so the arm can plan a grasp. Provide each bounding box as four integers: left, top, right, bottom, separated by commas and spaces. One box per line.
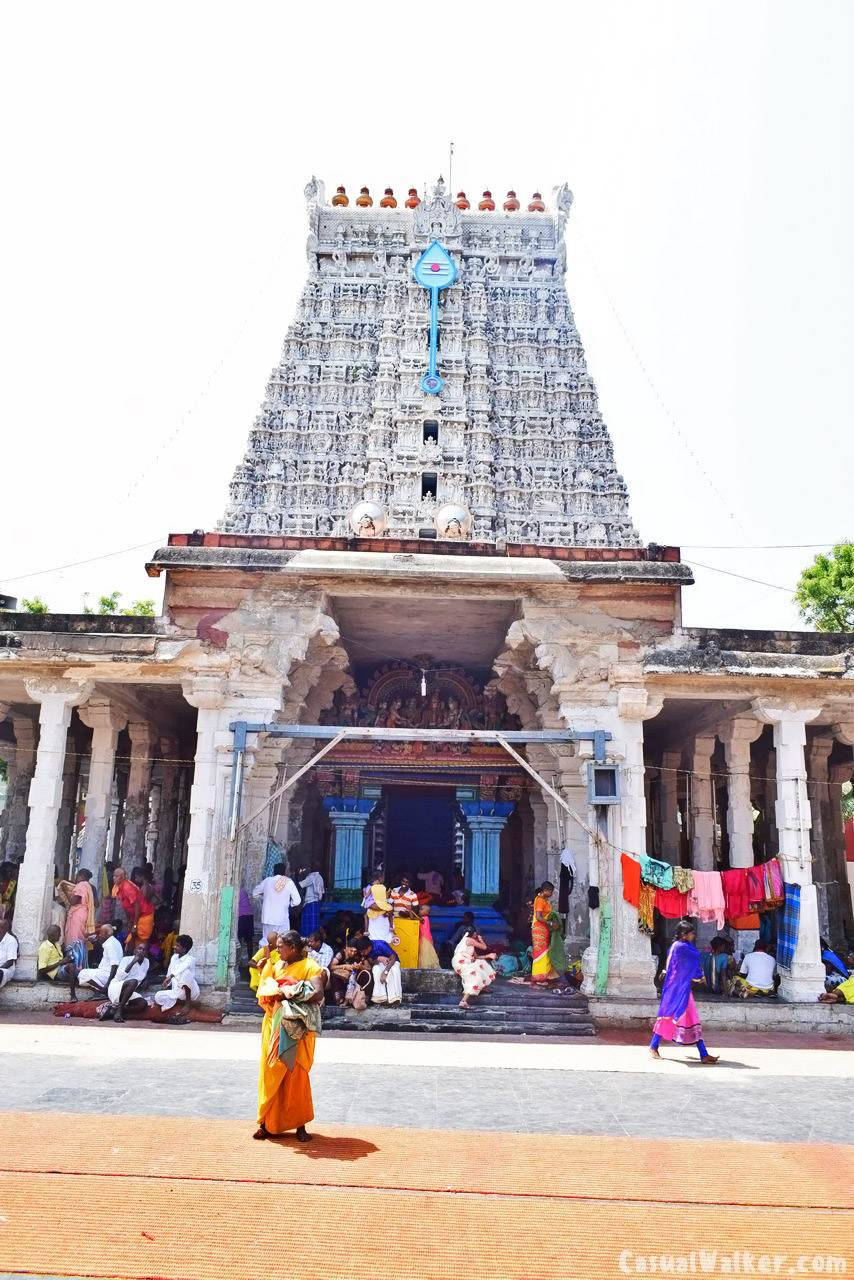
546, 910, 566, 975
267, 979, 322, 1071
594, 901, 612, 996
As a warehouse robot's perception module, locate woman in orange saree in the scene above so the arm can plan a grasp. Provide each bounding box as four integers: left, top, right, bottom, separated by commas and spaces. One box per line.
255, 930, 325, 1143
531, 881, 559, 984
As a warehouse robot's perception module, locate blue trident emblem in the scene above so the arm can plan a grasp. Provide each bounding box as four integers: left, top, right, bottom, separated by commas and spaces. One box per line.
413, 240, 458, 395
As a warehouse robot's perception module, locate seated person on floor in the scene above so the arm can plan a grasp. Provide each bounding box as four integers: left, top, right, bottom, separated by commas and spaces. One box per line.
105, 944, 150, 1022
441, 911, 476, 966
249, 929, 280, 992
702, 936, 735, 995
821, 937, 850, 989
153, 934, 199, 1019
0, 919, 18, 990
307, 929, 333, 971
328, 942, 362, 1004
818, 964, 854, 1003
78, 924, 124, 995
354, 934, 402, 1006
732, 940, 778, 998
37, 925, 79, 1001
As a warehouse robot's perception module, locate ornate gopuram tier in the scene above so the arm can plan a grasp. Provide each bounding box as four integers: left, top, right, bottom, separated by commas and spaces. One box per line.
218, 177, 641, 548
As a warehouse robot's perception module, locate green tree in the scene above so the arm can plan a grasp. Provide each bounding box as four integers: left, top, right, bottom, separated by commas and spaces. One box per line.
97, 592, 122, 614
126, 599, 156, 616
795, 541, 854, 632
21, 596, 49, 614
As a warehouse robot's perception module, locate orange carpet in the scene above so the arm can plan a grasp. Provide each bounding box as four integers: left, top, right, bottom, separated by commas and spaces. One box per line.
0, 1113, 851, 1279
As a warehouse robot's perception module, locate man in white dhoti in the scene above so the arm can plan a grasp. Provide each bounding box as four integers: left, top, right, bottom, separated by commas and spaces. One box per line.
107, 944, 150, 1021
78, 924, 123, 994
153, 934, 199, 1019
355, 936, 402, 1006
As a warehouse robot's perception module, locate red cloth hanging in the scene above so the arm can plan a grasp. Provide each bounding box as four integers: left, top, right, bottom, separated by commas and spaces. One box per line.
721, 867, 751, 921
621, 853, 641, 907
654, 887, 690, 918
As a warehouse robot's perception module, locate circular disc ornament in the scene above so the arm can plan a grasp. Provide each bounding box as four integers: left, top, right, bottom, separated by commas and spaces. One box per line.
435, 502, 472, 540
349, 501, 387, 537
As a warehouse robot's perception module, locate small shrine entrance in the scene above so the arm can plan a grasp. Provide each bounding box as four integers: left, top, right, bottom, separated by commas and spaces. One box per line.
382, 784, 456, 890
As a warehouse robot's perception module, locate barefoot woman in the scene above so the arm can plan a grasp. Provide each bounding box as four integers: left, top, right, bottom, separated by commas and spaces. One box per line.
650, 919, 719, 1064
255, 930, 325, 1142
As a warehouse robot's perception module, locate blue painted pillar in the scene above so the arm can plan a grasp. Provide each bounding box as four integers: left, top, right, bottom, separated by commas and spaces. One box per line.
460, 802, 514, 896
323, 798, 375, 891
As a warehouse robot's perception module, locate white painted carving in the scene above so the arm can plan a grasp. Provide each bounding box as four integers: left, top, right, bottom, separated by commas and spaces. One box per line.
218, 179, 640, 549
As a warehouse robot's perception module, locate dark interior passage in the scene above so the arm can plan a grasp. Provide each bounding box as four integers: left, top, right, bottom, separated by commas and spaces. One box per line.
383, 785, 455, 887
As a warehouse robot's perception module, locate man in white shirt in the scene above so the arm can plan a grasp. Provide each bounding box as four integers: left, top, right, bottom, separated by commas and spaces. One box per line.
78, 925, 124, 994
735, 941, 777, 996
107, 944, 151, 1021
298, 863, 325, 935
0, 920, 18, 989
153, 934, 200, 1018
307, 929, 333, 970
253, 862, 300, 943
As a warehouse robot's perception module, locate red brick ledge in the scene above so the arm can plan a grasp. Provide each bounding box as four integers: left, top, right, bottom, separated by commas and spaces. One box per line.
165, 532, 681, 562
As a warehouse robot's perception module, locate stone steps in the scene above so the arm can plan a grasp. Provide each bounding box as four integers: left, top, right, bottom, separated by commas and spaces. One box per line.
229, 977, 595, 1037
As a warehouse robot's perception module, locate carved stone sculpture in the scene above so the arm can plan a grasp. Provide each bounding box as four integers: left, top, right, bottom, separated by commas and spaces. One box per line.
218, 176, 640, 548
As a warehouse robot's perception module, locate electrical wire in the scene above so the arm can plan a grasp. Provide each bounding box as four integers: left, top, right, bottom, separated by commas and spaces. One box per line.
572, 224, 749, 536
683, 559, 795, 593
2, 538, 167, 585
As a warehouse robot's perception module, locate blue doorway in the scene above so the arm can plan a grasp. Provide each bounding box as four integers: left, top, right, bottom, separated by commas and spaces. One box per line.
384, 786, 455, 888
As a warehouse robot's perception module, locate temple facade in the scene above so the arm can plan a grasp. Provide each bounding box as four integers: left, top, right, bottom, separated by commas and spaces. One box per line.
1, 179, 852, 1012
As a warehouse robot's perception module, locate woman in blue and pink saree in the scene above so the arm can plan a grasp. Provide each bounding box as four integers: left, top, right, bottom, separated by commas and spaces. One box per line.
650, 920, 719, 1064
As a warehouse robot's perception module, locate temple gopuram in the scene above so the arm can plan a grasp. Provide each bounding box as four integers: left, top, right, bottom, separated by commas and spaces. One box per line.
1, 177, 852, 1018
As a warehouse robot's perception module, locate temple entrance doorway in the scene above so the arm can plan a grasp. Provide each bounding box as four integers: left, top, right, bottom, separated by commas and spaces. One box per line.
383, 784, 456, 892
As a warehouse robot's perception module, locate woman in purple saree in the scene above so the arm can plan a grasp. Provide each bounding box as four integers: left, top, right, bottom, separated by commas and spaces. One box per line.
650, 920, 719, 1063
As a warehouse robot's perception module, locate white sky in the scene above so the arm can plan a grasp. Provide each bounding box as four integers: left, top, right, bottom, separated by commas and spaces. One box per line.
1, 1, 851, 628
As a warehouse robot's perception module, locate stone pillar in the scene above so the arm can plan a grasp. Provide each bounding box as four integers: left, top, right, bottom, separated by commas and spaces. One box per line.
179, 677, 282, 988
54, 737, 81, 877
830, 722, 854, 936
752, 699, 824, 1001
77, 699, 127, 877
807, 735, 834, 884
144, 782, 161, 864
461, 803, 513, 895
659, 749, 682, 863
603, 687, 663, 997
0, 738, 13, 860
107, 767, 128, 866
12, 678, 92, 979
120, 721, 157, 869
153, 736, 180, 881
689, 734, 717, 872
241, 755, 280, 892
5, 714, 37, 862
324, 799, 375, 891
720, 719, 763, 868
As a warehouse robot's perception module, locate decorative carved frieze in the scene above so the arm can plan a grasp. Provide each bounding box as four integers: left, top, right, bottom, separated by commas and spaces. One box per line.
219, 178, 639, 548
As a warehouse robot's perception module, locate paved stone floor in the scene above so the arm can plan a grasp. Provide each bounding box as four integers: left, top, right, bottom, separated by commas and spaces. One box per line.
1, 1013, 852, 1278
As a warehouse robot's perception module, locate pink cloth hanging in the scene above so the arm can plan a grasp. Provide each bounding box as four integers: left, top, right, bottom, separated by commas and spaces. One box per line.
687, 870, 726, 928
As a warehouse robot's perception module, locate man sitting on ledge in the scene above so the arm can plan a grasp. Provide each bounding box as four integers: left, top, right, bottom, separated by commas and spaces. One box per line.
106, 943, 150, 1022
731, 940, 778, 998
354, 934, 402, 1006
153, 934, 199, 1021
0, 919, 18, 990
37, 925, 79, 1001
78, 924, 123, 996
